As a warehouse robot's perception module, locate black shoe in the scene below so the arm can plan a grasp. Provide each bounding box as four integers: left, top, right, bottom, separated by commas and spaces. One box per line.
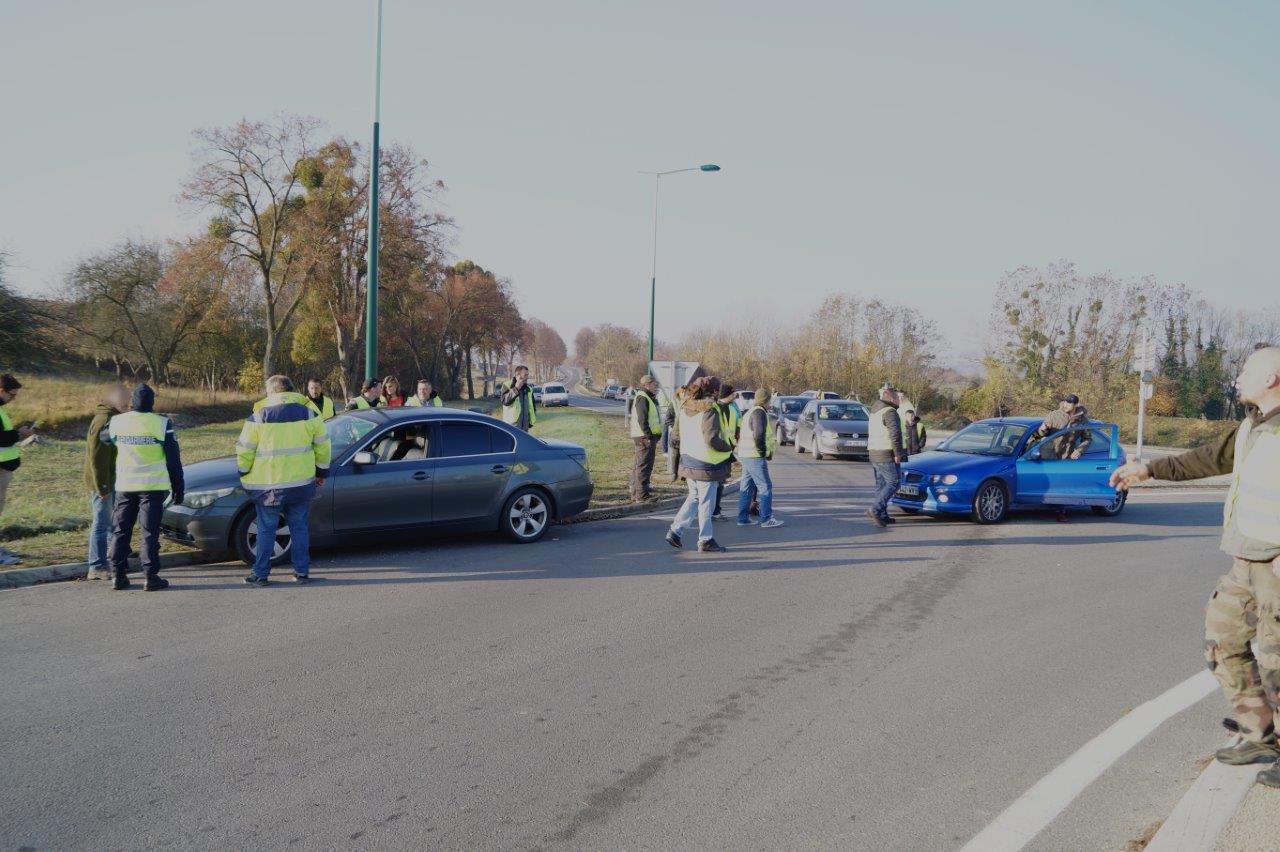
293, 573, 311, 584
243, 575, 269, 587
1215, 740, 1280, 765
697, 538, 727, 553
1258, 763, 1280, 787
865, 509, 887, 528
143, 576, 169, 592
883, 516, 897, 524
112, 574, 131, 591
665, 530, 683, 549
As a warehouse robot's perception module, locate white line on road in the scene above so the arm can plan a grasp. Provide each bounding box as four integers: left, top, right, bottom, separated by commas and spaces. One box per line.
959, 670, 1217, 852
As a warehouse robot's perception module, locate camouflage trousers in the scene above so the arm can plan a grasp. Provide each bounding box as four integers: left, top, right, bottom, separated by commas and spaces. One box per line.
1205, 557, 1280, 744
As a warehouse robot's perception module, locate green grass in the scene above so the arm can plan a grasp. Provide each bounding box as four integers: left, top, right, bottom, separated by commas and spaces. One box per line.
532, 407, 683, 505
1, 403, 664, 569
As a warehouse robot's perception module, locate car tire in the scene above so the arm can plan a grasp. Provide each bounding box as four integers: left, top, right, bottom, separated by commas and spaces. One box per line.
1092, 490, 1128, 517
500, 487, 552, 543
812, 436, 824, 460
971, 480, 1008, 524
232, 508, 293, 567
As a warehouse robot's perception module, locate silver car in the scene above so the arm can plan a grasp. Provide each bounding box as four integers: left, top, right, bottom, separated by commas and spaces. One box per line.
794, 399, 871, 460
161, 408, 594, 565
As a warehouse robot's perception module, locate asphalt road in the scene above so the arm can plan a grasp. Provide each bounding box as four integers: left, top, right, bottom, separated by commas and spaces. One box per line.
0, 449, 1232, 850
566, 391, 626, 416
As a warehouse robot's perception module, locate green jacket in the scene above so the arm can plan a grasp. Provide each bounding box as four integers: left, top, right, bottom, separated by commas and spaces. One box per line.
84, 403, 119, 495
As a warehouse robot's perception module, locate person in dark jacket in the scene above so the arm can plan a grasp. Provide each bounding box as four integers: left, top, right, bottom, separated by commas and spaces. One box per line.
902, 405, 927, 456
711, 385, 740, 521
666, 377, 734, 553
866, 384, 905, 527
629, 375, 663, 502
84, 385, 129, 579
1032, 393, 1092, 521
0, 374, 36, 565
102, 384, 185, 591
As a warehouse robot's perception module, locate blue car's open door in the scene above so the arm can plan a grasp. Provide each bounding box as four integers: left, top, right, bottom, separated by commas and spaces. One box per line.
1015, 425, 1122, 507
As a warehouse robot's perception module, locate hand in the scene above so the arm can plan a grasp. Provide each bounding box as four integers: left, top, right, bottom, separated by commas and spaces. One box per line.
314, 477, 326, 488
1110, 461, 1151, 491
1069, 449, 1084, 460
172, 492, 184, 506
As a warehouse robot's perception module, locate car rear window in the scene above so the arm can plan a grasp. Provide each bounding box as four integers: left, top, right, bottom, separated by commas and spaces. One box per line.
544, 384, 565, 393
438, 422, 515, 456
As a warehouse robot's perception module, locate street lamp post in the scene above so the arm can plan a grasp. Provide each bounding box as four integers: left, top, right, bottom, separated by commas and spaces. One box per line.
641, 164, 720, 362
365, 0, 384, 380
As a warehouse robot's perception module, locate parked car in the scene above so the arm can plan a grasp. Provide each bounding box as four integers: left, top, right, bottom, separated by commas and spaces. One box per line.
798, 390, 844, 400
531, 385, 543, 403
732, 390, 755, 411
890, 417, 1127, 524
540, 382, 569, 407
161, 408, 594, 566
766, 395, 809, 446
602, 384, 621, 399
794, 400, 870, 459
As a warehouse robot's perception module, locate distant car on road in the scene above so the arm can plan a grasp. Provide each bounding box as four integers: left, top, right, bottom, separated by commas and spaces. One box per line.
767, 395, 809, 446
794, 399, 870, 459
161, 408, 594, 566
602, 384, 621, 399
798, 390, 844, 400
891, 417, 1127, 523
540, 383, 569, 406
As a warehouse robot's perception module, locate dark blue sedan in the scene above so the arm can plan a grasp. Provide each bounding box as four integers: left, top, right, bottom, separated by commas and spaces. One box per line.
890, 417, 1128, 523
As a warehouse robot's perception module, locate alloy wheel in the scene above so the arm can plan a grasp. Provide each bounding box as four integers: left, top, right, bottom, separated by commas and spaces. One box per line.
508, 492, 548, 539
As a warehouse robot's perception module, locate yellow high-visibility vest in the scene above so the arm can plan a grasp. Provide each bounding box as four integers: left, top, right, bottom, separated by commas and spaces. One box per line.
0, 406, 18, 464
238, 392, 332, 492
109, 411, 170, 492
736, 407, 776, 459
501, 383, 537, 426
679, 407, 732, 466
630, 390, 661, 438
406, 395, 443, 408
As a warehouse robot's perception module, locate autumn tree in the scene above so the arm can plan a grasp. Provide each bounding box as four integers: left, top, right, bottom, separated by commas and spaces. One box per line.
523, 318, 567, 381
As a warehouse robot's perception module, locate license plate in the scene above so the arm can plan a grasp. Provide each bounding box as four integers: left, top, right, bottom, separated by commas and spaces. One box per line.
843, 439, 867, 447
897, 485, 921, 497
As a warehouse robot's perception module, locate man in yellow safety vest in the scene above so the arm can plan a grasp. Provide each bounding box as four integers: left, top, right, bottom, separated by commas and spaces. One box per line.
346, 378, 383, 411
103, 384, 185, 591
0, 374, 36, 566
629, 374, 663, 502
500, 365, 537, 431
407, 379, 444, 408
1113, 346, 1280, 787
306, 378, 336, 420
736, 388, 784, 528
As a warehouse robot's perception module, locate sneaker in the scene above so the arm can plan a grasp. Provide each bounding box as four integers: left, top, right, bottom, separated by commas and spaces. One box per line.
292, 573, 311, 584
665, 530, 683, 549
736, 519, 757, 526
883, 516, 897, 524
243, 575, 269, 587
711, 512, 727, 522
759, 517, 785, 529
1215, 740, 1280, 765
697, 538, 727, 553
865, 509, 887, 528
112, 573, 131, 591
86, 567, 110, 580
1257, 763, 1280, 788
143, 576, 169, 592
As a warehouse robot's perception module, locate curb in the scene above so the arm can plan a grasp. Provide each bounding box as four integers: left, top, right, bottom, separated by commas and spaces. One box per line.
1146, 741, 1256, 851
0, 551, 214, 591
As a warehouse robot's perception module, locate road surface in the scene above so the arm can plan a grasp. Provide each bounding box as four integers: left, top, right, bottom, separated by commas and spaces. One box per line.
0, 450, 1231, 850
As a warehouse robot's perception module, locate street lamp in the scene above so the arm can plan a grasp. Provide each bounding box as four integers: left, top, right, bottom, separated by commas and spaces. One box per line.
640, 163, 721, 362
365, 0, 384, 380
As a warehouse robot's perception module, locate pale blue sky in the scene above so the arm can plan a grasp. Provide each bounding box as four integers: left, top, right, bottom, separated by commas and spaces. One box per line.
2, 1, 1276, 364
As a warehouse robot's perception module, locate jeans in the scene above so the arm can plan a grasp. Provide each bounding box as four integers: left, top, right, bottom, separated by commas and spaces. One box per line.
88, 491, 115, 570
871, 461, 901, 519
253, 492, 312, 578
670, 479, 718, 543
737, 457, 773, 522
109, 491, 167, 579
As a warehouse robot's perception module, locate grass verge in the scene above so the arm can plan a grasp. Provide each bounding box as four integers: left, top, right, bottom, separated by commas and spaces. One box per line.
532, 407, 683, 506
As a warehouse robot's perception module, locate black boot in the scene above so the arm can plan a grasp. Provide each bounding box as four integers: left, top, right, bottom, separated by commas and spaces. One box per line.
143, 576, 169, 592
697, 538, 727, 553
112, 571, 131, 591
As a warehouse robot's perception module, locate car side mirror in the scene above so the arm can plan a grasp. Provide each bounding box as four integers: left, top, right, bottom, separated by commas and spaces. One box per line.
353, 451, 377, 466
1027, 447, 1042, 462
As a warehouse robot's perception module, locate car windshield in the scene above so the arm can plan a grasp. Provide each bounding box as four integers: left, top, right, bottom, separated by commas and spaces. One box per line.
326, 415, 379, 457
939, 422, 1029, 456
544, 385, 564, 393
816, 403, 868, 421
781, 399, 806, 415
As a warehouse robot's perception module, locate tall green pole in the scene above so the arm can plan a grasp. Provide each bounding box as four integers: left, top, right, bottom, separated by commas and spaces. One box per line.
365, 0, 384, 380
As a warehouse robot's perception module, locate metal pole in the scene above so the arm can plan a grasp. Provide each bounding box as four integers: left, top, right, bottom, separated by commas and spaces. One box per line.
364, 0, 384, 380
648, 173, 659, 363
1136, 375, 1147, 462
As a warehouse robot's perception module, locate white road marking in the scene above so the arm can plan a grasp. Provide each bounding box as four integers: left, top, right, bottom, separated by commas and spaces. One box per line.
960, 669, 1217, 852
1145, 741, 1256, 851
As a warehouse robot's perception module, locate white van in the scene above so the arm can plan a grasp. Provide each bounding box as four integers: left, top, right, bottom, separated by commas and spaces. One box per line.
541, 383, 569, 407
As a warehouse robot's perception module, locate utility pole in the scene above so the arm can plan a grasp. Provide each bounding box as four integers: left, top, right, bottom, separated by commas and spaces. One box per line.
364, 0, 384, 380
1132, 327, 1155, 461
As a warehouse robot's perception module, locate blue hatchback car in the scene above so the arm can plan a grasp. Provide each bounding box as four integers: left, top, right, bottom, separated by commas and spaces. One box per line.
890, 417, 1128, 523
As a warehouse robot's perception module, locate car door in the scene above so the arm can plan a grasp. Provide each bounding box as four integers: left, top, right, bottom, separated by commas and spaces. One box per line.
797, 401, 816, 447
1076, 425, 1123, 504
1014, 426, 1102, 506
431, 420, 516, 524
332, 421, 434, 532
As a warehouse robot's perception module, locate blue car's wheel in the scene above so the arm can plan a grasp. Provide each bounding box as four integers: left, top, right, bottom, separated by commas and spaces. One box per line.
971, 480, 1008, 524
1092, 490, 1127, 516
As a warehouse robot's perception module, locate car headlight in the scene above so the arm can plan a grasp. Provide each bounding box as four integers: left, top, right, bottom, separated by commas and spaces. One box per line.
183, 486, 237, 509
930, 474, 959, 485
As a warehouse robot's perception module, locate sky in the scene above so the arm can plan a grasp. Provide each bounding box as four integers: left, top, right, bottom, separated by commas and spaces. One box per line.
2, 0, 1277, 368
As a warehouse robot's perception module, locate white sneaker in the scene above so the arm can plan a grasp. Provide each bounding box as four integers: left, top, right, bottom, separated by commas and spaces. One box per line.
759, 517, 785, 529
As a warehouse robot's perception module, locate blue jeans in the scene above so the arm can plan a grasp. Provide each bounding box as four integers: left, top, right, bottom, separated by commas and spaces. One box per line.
88, 491, 115, 570
737, 457, 773, 522
253, 494, 312, 578
871, 461, 901, 519
670, 479, 717, 542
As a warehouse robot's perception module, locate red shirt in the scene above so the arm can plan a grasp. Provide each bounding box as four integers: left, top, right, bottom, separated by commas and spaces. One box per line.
384, 394, 406, 408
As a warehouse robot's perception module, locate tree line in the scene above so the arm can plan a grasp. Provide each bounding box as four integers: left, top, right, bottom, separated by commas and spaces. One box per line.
6, 115, 566, 401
